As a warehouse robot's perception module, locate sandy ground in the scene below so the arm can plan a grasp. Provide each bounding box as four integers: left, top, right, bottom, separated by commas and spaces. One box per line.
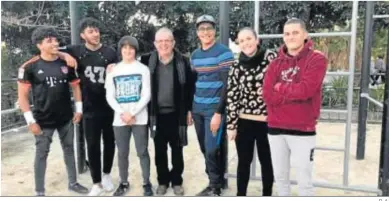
1, 122, 383, 196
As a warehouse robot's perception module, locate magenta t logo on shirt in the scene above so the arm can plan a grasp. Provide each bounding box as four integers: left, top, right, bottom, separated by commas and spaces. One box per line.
61, 66, 69, 74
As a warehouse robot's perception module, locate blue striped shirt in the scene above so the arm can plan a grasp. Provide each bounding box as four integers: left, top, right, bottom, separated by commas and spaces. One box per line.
190, 42, 234, 116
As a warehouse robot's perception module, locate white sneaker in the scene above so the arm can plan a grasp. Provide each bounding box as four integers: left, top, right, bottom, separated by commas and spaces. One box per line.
88, 184, 104, 196
102, 174, 115, 192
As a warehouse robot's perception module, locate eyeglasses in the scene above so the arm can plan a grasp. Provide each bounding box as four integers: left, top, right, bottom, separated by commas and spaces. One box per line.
197, 27, 215, 32
155, 39, 173, 44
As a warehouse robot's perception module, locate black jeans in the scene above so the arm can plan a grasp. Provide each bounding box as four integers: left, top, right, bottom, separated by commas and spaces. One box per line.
154, 112, 184, 186
235, 118, 274, 196
83, 114, 116, 184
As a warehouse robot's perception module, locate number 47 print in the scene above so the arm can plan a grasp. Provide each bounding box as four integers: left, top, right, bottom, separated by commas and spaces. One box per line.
84, 66, 105, 83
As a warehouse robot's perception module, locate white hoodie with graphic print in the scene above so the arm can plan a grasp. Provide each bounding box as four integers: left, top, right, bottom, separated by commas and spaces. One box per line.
105, 60, 151, 126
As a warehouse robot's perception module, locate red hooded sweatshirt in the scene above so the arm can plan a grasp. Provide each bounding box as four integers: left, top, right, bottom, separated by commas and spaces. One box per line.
263, 39, 328, 134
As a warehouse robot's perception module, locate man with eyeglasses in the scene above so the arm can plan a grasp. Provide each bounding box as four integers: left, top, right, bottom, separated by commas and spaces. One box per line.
190, 15, 234, 196
139, 27, 195, 196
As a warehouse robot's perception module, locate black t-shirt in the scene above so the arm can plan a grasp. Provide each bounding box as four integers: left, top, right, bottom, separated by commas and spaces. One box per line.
18, 57, 80, 128
61, 44, 118, 117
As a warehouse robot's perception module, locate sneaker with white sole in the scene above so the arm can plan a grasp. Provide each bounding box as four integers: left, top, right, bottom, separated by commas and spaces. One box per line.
88, 184, 104, 196
102, 174, 114, 192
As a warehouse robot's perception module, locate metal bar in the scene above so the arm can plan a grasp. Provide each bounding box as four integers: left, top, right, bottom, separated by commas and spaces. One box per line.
325, 71, 351, 76
357, 1, 374, 160
219, 1, 229, 189
1, 108, 20, 115
69, 1, 87, 174
343, 0, 359, 187
1, 105, 35, 115
254, 1, 260, 34
316, 146, 344, 152
227, 174, 382, 195
321, 109, 348, 114
373, 14, 389, 19
378, 25, 389, 196
252, 0, 260, 178
258, 32, 352, 39
70, 1, 81, 45
1, 125, 28, 135
361, 93, 384, 108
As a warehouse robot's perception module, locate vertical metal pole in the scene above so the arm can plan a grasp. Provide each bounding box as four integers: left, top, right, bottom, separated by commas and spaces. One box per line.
251, 0, 260, 180
344, 0, 359, 186
254, 1, 260, 34
219, 1, 229, 189
70, 1, 81, 45
357, 1, 374, 160
70, 1, 87, 174
378, 27, 389, 196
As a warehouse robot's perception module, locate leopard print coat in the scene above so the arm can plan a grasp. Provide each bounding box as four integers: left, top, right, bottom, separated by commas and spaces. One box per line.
226, 47, 277, 130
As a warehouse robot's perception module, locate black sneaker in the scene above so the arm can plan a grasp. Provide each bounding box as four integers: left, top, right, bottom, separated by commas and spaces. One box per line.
156, 185, 168, 195
211, 188, 222, 196
68, 183, 89, 194
143, 183, 154, 196
113, 183, 130, 196
196, 186, 212, 196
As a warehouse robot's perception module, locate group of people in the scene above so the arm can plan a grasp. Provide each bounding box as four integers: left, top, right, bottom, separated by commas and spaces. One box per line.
17, 14, 328, 197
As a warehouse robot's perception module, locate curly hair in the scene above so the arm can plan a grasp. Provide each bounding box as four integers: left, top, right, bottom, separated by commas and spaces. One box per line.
31, 27, 59, 45
79, 17, 101, 33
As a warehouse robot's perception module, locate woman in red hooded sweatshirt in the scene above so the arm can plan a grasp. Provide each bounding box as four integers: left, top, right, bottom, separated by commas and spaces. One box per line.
263, 18, 328, 196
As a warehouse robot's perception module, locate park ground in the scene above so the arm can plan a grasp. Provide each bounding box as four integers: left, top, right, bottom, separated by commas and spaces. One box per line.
1, 122, 382, 196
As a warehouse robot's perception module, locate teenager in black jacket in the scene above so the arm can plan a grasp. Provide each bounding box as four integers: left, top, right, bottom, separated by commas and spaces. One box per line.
226, 27, 277, 196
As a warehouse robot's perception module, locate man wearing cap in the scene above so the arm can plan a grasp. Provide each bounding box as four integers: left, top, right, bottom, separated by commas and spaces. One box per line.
105, 36, 153, 196
139, 27, 195, 196
190, 15, 235, 196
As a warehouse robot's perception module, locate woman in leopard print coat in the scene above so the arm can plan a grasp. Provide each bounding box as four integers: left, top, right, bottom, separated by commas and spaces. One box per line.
226, 27, 277, 196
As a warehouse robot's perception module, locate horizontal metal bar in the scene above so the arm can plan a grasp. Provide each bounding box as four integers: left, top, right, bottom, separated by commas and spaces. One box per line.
325, 71, 350, 76
258, 32, 352, 39
360, 93, 384, 108
1, 105, 35, 115
373, 14, 389, 19
1, 108, 20, 115
227, 174, 382, 195
1, 125, 28, 135
316, 146, 345, 152
321, 109, 348, 114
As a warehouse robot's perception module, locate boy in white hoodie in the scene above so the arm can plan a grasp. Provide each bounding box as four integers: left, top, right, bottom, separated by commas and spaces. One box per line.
105, 36, 152, 196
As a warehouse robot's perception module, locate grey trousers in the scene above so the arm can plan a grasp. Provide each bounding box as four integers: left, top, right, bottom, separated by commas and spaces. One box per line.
34, 120, 77, 193
114, 125, 150, 185
268, 134, 316, 196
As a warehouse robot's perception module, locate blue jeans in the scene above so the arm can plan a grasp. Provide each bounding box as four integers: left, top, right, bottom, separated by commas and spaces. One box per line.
192, 113, 226, 188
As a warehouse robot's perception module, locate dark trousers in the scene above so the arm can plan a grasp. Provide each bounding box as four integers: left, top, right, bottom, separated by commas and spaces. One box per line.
154, 112, 184, 186
83, 114, 116, 184
192, 113, 226, 189
235, 118, 274, 196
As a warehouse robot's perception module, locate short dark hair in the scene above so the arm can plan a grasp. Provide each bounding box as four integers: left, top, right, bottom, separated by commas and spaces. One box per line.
378, 55, 384, 59
284, 18, 307, 32
238, 27, 258, 39
31, 27, 59, 45
79, 17, 101, 33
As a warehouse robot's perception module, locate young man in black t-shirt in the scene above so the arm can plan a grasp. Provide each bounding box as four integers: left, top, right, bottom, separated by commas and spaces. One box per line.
58, 18, 118, 196
17, 27, 88, 196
